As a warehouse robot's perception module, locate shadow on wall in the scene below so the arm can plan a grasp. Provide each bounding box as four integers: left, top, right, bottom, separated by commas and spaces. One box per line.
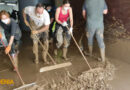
70, 0, 85, 24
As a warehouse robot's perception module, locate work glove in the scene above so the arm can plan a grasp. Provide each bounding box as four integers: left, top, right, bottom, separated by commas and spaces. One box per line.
62, 22, 68, 27
0, 32, 2, 39
5, 45, 11, 54
68, 27, 73, 34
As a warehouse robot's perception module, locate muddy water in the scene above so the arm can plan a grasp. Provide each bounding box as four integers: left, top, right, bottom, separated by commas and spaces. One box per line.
106, 39, 130, 90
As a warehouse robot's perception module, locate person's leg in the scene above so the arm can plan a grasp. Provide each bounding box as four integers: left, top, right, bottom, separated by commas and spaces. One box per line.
14, 40, 20, 69
10, 40, 19, 69
42, 31, 49, 64
86, 29, 95, 56
54, 27, 63, 56
63, 31, 71, 60
96, 29, 105, 62
30, 20, 40, 64
31, 34, 39, 64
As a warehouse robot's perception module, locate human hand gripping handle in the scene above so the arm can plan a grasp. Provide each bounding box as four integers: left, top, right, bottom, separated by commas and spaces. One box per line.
0, 32, 2, 39
5, 45, 11, 54
69, 27, 73, 34
32, 30, 39, 35
62, 22, 68, 27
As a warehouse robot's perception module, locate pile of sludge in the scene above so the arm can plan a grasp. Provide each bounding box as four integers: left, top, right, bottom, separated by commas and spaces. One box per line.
105, 16, 130, 40
28, 60, 115, 90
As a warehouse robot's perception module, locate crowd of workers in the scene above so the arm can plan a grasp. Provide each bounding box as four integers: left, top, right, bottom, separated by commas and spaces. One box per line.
0, 0, 108, 70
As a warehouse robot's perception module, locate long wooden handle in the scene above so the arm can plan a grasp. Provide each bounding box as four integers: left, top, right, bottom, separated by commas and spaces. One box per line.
0, 39, 25, 85
28, 25, 56, 65
66, 26, 92, 69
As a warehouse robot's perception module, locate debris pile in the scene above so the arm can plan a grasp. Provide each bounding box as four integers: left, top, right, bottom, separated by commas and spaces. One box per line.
27, 60, 115, 90
105, 17, 130, 41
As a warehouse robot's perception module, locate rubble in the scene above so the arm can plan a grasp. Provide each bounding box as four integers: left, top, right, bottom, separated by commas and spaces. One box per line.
27, 60, 115, 90
104, 16, 130, 43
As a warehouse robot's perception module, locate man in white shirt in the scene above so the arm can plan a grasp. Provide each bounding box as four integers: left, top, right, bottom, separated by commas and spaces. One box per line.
23, 3, 50, 64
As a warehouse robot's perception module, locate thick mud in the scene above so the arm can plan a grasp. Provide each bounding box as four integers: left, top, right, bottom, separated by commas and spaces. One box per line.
26, 60, 115, 90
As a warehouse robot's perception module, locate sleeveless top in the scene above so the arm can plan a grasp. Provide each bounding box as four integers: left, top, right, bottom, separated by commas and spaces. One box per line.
58, 7, 69, 23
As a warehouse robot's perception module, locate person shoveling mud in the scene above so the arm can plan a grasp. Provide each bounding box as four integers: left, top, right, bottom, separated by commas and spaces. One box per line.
54, 0, 73, 60
23, 3, 50, 64
0, 10, 22, 70
82, 0, 108, 62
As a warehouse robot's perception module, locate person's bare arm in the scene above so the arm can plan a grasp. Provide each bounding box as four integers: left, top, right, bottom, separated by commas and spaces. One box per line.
103, 2, 108, 14
51, 18, 54, 23
8, 36, 14, 46
82, 10, 86, 20
23, 9, 30, 26
38, 25, 50, 33
55, 8, 63, 25
103, 9, 108, 14
32, 25, 50, 34
69, 7, 73, 27
5, 36, 14, 54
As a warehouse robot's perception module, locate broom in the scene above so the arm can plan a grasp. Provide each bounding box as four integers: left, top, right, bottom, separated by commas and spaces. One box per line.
0, 38, 36, 90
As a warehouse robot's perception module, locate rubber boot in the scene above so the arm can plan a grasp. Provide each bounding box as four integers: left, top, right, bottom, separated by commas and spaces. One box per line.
100, 48, 105, 62
14, 55, 18, 69
54, 49, 58, 56
11, 53, 18, 71
33, 43, 39, 64
88, 45, 93, 57
63, 48, 68, 60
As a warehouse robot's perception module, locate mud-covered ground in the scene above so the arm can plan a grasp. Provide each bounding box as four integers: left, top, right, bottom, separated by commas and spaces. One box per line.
0, 17, 130, 90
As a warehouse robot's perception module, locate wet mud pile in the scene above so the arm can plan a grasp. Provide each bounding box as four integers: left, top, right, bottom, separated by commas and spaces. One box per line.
104, 17, 130, 42
27, 60, 115, 90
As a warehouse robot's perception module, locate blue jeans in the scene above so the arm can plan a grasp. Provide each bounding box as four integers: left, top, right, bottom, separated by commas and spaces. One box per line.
86, 29, 105, 49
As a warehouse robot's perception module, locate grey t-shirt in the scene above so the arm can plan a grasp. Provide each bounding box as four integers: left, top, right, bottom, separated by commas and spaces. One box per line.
0, 18, 21, 40
84, 0, 108, 30
83, 1, 108, 11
